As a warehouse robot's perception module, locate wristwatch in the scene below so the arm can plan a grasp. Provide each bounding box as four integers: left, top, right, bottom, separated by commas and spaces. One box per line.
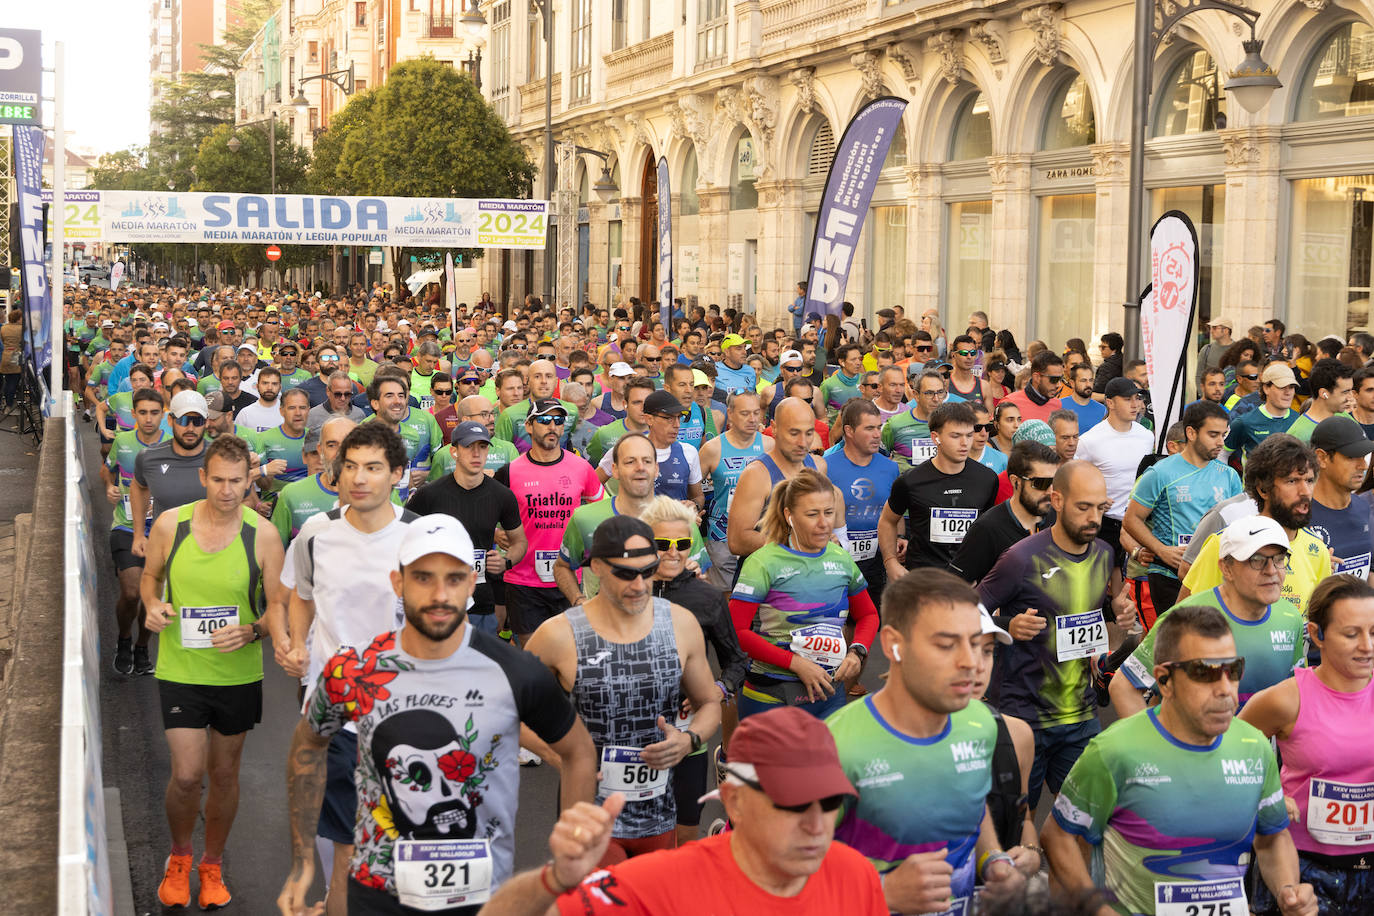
250, 622, 264, 642
687, 730, 704, 753
848, 643, 868, 660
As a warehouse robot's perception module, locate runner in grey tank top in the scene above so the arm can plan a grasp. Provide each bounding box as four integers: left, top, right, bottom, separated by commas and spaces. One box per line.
567, 597, 681, 838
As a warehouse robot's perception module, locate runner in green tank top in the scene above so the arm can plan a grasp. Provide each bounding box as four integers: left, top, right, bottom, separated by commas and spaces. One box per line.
139, 434, 288, 910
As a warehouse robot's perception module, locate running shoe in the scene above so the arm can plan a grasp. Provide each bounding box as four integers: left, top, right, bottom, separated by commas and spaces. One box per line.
706, 818, 730, 836
498, 628, 514, 642
157, 853, 192, 908
518, 748, 542, 767
713, 745, 727, 787
133, 645, 154, 676
197, 861, 232, 910
113, 638, 134, 676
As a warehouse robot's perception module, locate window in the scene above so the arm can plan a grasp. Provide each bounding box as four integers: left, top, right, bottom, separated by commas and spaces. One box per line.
869, 206, 907, 314
883, 126, 907, 169
1152, 185, 1226, 324
612, 0, 627, 51
1041, 73, 1096, 149
355, 79, 367, 91
570, 0, 591, 103
730, 134, 757, 210
949, 91, 992, 161
947, 200, 992, 318
1154, 49, 1224, 136
492, 0, 511, 116
308, 41, 319, 62
1036, 194, 1096, 344
1288, 176, 1373, 337
697, 0, 727, 70
1295, 23, 1374, 121
428, 0, 454, 37
807, 121, 835, 177
527, 0, 545, 81
356, 2, 367, 26
681, 148, 700, 215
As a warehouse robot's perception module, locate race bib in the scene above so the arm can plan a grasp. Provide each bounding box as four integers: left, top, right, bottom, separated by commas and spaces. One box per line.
1055, 609, 1108, 662
419, 394, 435, 411
673, 703, 697, 733
180, 605, 239, 650
599, 745, 669, 800
473, 549, 487, 584
1154, 877, 1247, 916
393, 839, 493, 911
1336, 553, 1371, 581
1306, 779, 1374, 846
534, 550, 558, 583
121, 491, 131, 519
908, 437, 937, 464
930, 508, 978, 544
1177, 534, 1192, 547
932, 897, 971, 916
790, 623, 847, 670
848, 528, 878, 561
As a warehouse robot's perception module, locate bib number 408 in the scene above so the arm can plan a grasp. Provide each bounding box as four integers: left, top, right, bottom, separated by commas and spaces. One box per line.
197, 618, 230, 636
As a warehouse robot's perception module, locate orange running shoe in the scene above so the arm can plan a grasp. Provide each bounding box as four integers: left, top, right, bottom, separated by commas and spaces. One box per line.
157, 853, 192, 908
196, 861, 232, 910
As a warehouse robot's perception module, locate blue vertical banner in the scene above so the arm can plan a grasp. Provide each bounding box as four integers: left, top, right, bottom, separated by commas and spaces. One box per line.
13, 124, 51, 372
804, 97, 908, 317
656, 156, 672, 329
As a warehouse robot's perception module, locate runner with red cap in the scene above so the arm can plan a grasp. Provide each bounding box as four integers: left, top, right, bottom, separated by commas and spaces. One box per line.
476, 705, 887, 915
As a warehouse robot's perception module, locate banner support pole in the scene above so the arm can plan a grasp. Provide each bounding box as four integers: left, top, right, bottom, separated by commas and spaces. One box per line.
48, 40, 65, 417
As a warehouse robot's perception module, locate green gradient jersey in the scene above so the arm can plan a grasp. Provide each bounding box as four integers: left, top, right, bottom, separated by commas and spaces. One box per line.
106, 391, 137, 431
362, 408, 446, 501
1121, 587, 1305, 706
270, 473, 338, 544
106, 428, 170, 532
196, 374, 223, 396
829, 697, 994, 904
1052, 710, 1288, 916
494, 398, 580, 452
256, 426, 310, 490
279, 367, 312, 392
586, 419, 630, 468
880, 408, 935, 472
558, 495, 709, 597
87, 360, 116, 398
819, 370, 862, 422
427, 438, 520, 481
977, 529, 1113, 729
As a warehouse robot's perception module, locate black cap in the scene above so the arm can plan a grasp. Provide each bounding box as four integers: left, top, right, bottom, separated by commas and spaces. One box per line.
877, 308, 895, 319
1311, 416, 1374, 458
1104, 377, 1143, 399
450, 421, 492, 447
586, 515, 657, 565
527, 398, 567, 418
643, 390, 688, 418
806, 312, 822, 322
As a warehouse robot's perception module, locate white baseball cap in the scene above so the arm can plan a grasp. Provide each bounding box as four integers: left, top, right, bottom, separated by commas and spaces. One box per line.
398, 514, 479, 569
608, 361, 636, 378
779, 349, 803, 367
1219, 515, 1289, 562
502, 319, 519, 331
978, 603, 1012, 645
169, 390, 209, 419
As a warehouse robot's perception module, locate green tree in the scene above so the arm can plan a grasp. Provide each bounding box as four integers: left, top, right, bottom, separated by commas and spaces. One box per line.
333, 57, 535, 289
87, 148, 157, 191
192, 123, 313, 282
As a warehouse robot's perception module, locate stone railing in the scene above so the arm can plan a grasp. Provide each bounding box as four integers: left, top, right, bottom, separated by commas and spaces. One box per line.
760, 0, 866, 47
518, 73, 562, 123
604, 33, 674, 101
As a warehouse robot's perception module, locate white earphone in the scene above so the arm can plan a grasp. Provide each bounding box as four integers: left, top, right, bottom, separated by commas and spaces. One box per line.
892, 645, 902, 662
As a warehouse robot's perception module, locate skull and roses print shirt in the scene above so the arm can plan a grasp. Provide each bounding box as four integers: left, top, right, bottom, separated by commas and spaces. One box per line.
307, 625, 577, 896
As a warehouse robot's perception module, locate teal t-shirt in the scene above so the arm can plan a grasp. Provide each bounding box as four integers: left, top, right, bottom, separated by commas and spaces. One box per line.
1052, 709, 1288, 916
106, 428, 170, 531
256, 426, 310, 489
880, 408, 935, 472
1129, 454, 1242, 578
819, 371, 862, 422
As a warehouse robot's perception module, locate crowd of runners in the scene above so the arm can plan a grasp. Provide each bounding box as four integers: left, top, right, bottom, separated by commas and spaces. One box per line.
66, 281, 1374, 915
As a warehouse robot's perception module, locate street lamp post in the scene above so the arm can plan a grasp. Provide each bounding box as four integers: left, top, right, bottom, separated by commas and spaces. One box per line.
1122, 0, 1280, 361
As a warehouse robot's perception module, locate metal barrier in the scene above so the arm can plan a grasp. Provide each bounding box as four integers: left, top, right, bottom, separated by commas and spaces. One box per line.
58, 410, 113, 914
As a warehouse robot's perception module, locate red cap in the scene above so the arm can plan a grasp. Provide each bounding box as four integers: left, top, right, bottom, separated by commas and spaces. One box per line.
216, 320, 236, 331
724, 707, 856, 806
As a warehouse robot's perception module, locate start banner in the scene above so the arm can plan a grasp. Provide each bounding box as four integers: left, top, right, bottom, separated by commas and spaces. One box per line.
97, 191, 548, 249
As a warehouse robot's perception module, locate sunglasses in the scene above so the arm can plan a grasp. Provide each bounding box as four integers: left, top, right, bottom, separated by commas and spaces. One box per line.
460, 377, 481, 385
971, 423, 992, 433
954, 349, 977, 357
172, 414, 207, 427
641, 356, 662, 363
330, 389, 352, 397
1045, 375, 1064, 385
939, 369, 953, 377
319, 356, 340, 363
727, 768, 846, 813
915, 345, 934, 353
531, 414, 566, 426
1162, 656, 1246, 684
1240, 551, 1289, 571
603, 559, 660, 581
654, 536, 692, 553
617, 325, 631, 332
510, 344, 528, 351
432, 388, 454, 397
782, 363, 803, 372
1020, 475, 1054, 490
1240, 372, 1260, 381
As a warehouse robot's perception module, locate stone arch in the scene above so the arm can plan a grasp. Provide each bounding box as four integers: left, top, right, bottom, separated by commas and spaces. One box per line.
1263, 1, 1374, 122
775, 77, 843, 181
1000, 40, 1106, 152
919, 75, 993, 163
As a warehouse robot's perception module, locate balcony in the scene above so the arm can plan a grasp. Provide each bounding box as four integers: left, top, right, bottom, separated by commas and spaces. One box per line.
518, 73, 561, 122
604, 33, 673, 102
760, 0, 865, 47
424, 13, 455, 38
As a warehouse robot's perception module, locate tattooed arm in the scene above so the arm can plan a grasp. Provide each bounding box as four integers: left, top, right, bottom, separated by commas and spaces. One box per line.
277, 718, 331, 916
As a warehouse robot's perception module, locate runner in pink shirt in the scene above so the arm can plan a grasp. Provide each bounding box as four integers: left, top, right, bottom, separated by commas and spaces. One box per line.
496, 398, 603, 644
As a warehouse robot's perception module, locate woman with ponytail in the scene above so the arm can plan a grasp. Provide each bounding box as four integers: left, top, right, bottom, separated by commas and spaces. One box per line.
729, 468, 879, 720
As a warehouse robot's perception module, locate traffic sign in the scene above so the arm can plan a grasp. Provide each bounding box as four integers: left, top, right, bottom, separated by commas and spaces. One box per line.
265, 245, 282, 261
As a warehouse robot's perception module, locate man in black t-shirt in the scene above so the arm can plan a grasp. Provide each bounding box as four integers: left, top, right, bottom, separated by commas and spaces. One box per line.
879, 401, 999, 581
406, 422, 528, 633
949, 441, 1060, 584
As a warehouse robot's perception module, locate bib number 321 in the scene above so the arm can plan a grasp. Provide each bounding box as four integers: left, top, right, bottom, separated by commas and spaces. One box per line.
393, 839, 493, 911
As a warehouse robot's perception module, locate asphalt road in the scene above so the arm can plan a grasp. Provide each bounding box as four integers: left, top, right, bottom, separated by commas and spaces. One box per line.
83, 419, 905, 914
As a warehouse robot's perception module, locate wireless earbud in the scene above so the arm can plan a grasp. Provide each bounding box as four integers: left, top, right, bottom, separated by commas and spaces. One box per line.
1316, 626, 1325, 641
892, 645, 902, 662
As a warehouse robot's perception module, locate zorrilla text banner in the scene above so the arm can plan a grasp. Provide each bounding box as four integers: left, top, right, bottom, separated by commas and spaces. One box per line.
98, 191, 549, 248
